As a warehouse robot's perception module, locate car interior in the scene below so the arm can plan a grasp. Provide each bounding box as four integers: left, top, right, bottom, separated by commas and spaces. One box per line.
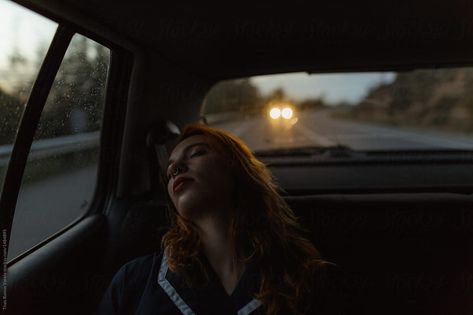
3, 1, 473, 314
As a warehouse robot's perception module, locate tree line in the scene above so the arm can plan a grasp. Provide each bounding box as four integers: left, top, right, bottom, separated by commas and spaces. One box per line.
349, 68, 473, 133
202, 79, 327, 115
0, 35, 109, 146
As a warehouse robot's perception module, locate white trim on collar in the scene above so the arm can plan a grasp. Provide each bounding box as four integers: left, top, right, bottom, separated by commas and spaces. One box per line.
238, 298, 263, 315
158, 251, 196, 315
157, 250, 263, 315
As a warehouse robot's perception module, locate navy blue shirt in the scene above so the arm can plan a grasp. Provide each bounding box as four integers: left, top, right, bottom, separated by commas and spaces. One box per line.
97, 251, 347, 315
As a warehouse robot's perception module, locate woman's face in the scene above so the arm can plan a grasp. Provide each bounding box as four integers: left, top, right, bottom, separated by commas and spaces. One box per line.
166, 135, 235, 220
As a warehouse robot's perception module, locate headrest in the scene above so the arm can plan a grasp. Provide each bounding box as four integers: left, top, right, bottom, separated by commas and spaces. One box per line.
146, 120, 181, 196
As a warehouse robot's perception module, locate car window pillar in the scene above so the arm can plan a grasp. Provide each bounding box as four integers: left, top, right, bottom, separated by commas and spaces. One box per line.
0, 25, 74, 261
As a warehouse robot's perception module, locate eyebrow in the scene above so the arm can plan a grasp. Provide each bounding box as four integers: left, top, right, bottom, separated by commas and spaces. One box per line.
167, 142, 209, 171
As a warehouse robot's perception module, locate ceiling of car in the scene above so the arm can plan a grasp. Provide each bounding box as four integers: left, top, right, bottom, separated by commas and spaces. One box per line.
17, 0, 473, 79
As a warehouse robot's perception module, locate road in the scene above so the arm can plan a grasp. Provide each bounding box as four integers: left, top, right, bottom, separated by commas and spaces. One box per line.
7, 108, 473, 261
8, 165, 97, 260
214, 109, 473, 151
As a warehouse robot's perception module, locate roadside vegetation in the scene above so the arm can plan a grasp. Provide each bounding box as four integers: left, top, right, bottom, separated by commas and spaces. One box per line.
0, 36, 108, 184
338, 68, 473, 135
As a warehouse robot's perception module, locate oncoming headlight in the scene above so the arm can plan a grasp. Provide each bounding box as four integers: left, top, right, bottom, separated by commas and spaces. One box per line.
269, 107, 281, 119
281, 107, 293, 119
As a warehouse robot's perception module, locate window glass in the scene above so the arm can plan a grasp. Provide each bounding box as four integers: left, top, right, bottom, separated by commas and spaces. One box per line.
0, 0, 57, 186
203, 70, 473, 152
8, 34, 110, 261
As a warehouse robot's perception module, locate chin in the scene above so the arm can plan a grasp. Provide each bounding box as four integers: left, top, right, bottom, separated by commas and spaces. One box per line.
176, 197, 204, 221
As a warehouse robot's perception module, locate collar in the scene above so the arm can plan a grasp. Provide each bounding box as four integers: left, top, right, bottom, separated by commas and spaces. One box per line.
157, 250, 263, 315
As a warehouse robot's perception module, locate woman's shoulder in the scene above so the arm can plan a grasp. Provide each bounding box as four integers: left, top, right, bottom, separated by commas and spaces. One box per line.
96, 251, 163, 314
115, 250, 165, 286
111, 252, 162, 288
119, 251, 162, 274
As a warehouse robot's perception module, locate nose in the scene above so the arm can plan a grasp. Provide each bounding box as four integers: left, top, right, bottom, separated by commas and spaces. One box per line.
171, 162, 188, 178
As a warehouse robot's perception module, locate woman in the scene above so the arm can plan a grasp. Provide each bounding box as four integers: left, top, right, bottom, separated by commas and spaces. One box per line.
97, 124, 345, 315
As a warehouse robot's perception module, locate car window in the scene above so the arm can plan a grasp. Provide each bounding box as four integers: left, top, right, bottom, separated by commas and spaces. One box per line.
202, 71, 473, 152
7, 33, 110, 261
0, 0, 57, 186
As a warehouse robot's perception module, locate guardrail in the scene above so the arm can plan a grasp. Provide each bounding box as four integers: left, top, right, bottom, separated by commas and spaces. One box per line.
0, 112, 249, 168
0, 131, 100, 167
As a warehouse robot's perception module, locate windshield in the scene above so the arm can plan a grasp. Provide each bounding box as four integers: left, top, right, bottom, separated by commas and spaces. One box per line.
202, 69, 473, 153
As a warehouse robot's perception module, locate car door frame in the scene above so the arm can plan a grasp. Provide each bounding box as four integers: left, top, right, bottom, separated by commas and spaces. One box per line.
1, 6, 134, 313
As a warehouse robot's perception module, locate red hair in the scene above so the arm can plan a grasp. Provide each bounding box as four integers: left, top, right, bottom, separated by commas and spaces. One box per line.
161, 123, 329, 314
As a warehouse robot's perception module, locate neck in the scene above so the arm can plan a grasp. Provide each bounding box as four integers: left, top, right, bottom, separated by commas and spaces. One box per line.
195, 212, 245, 282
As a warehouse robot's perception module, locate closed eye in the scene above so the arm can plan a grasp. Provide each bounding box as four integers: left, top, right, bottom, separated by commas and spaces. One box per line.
166, 150, 206, 180
190, 149, 207, 158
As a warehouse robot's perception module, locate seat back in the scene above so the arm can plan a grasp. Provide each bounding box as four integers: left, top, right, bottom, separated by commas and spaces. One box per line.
286, 193, 473, 315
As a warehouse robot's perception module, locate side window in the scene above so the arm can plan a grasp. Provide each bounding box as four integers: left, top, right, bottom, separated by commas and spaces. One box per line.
7, 34, 110, 261
0, 0, 57, 185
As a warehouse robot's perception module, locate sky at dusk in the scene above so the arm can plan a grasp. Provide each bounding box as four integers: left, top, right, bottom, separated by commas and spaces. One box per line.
251, 72, 396, 104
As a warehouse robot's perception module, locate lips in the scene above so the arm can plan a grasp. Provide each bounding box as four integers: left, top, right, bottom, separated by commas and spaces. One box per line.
173, 177, 193, 194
